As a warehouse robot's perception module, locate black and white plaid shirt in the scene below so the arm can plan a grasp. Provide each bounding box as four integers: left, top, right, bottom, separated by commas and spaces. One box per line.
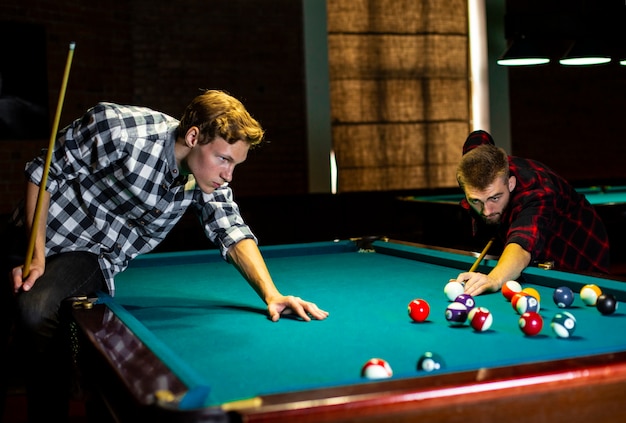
24, 102, 256, 294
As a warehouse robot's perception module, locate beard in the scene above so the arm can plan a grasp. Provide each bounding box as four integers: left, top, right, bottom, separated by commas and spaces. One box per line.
482, 213, 502, 225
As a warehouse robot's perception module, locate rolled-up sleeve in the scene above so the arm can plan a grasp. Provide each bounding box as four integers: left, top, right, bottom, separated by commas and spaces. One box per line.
195, 186, 257, 259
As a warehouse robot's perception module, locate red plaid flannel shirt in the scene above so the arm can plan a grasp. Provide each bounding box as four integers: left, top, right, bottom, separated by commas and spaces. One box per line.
461, 156, 610, 274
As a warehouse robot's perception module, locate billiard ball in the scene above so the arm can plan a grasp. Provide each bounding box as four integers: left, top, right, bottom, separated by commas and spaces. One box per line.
596, 293, 618, 315
553, 286, 575, 308
408, 299, 430, 322
361, 358, 393, 379
416, 352, 445, 372
445, 302, 468, 325
522, 287, 541, 303
518, 311, 543, 336
468, 307, 493, 331
444, 280, 465, 301
511, 292, 529, 311
515, 295, 540, 314
580, 284, 603, 306
454, 293, 475, 311
551, 311, 577, 338
502, 280, 522, 301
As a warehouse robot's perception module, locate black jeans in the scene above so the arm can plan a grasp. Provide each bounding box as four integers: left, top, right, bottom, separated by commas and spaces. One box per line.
8, 251, 106, 423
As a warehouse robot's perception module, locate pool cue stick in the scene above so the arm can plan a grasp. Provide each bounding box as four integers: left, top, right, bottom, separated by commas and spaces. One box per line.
468, 237, 494, 273
22, 42, 76, 279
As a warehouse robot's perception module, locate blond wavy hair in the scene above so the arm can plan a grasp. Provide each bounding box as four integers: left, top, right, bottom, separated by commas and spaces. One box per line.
178, 90, 265, 148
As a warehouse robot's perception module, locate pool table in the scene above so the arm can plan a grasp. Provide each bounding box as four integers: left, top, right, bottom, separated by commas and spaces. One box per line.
70, 239, 626, 422
398, 185, 626, 206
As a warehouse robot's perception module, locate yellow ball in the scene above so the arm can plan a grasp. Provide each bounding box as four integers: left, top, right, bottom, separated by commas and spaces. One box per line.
522, 287, 541, 303
580, 284, 602, 306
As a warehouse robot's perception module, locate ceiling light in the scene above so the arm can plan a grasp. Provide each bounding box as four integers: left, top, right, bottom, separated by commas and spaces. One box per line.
497, 38, 550, 66
559, 40, 612, 66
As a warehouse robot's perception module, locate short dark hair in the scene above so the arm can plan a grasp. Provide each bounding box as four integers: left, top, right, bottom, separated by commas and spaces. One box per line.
456, 144, 509, 190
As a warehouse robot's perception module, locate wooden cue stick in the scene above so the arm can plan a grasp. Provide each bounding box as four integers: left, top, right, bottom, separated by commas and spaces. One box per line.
22, 42, 76, 279
468, 237, 494, 273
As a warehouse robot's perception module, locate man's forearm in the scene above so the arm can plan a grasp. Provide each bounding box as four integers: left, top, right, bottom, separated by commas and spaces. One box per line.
227, 238, 281, 303
487, 242, 531, 290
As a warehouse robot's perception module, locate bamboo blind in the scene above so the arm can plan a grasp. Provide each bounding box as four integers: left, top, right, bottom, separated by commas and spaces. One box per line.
327, 0, 470, 191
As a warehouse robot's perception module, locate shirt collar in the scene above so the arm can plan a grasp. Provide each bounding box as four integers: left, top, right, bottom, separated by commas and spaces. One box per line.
164, 125, 188, 187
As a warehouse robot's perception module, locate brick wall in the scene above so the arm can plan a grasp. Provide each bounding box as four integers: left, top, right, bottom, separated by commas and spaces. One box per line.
3, 1, 624, 216
0, 0, 308, 214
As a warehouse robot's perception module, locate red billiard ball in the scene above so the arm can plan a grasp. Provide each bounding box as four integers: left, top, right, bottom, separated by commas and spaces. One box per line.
468, 307, 493, 331
408, 299, 430, 322
361, 358, 393, 379
502, 280, 522, 301
519, 311, 543, 336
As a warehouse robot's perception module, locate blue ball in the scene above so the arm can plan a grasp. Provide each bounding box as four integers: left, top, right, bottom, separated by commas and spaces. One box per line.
553, 286, 575, 308
445, 302, 468, 325
516, 295, 540, 314
454, 293, 475, 311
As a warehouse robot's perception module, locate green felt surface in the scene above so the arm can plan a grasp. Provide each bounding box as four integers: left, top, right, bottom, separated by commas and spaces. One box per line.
110, 241, 626, 407
408, 185, 626, 206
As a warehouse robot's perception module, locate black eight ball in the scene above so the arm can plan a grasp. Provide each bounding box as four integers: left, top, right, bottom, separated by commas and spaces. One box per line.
596, 293, 618, 315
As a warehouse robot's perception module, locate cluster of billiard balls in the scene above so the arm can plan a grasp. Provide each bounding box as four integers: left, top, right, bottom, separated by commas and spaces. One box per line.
554, 284, 618, 315
407, 289, 494, 332
361, 282, 488, 380
502, 280, 619, 338
361, 280, 619, 381
442, 281, 494, 331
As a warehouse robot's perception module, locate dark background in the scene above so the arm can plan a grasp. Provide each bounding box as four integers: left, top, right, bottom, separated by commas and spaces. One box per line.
0, 0, 624, 268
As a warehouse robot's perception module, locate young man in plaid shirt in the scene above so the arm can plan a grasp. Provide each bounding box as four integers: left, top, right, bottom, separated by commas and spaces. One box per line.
454, 130, 610, 297
4, 90, 328, 421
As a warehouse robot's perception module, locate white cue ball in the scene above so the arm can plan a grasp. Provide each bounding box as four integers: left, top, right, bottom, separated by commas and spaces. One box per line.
444, 280, 465, 302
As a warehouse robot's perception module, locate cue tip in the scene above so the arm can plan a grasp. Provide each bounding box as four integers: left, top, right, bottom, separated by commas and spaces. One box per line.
69, 41, 76, 50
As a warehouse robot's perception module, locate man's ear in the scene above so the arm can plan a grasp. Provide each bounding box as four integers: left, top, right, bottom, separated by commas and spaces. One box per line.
185, 126, 200, 148
508, 175, 517, 192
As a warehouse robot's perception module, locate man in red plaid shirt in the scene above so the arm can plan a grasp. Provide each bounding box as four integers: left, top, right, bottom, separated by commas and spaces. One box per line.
454, 130, 610, 296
